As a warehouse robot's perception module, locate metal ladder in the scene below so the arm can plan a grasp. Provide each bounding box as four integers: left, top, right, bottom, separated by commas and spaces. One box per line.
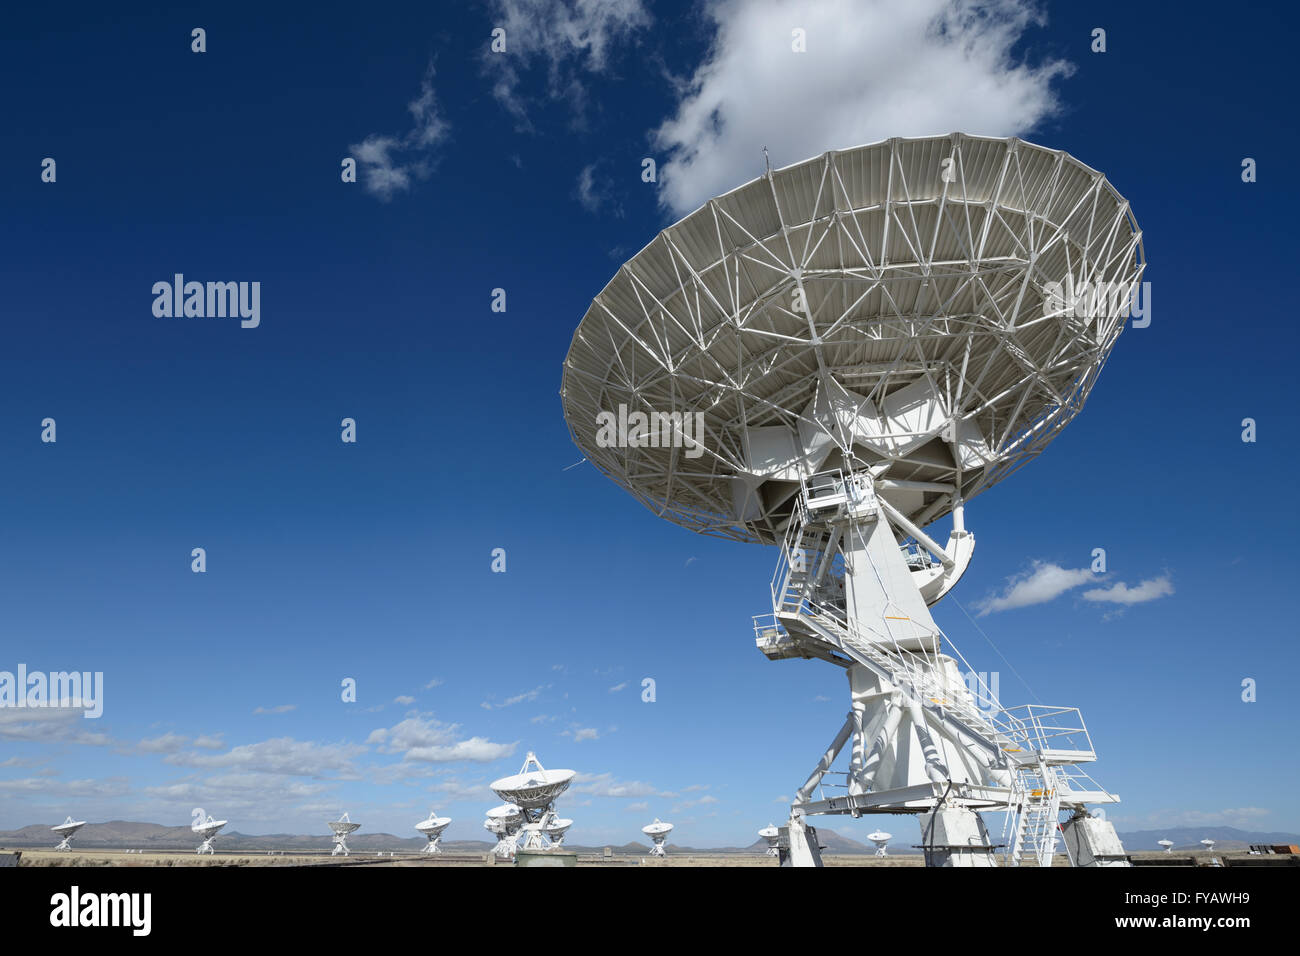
1007, 768, 1062, 867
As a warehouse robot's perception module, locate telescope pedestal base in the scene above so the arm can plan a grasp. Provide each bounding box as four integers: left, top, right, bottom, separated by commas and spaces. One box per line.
918, 807, 998, 867
778, 817, 824, 868
1062, 814, 1131, 867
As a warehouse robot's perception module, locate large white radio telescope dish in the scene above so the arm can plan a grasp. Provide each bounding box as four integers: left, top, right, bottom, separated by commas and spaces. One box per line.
561, 133, 1144, 870
489, 752, 576, 853
562, 133, 1144, 545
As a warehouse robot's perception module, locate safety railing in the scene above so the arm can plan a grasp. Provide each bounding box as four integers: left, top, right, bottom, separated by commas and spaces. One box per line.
1002, 704, 1094, 759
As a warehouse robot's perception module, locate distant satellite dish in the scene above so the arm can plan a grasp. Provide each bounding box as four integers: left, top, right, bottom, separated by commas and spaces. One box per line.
192, 813, 227, 855
329, 812, 362, 857
51, 816, 86, 852
486, 803, 524, 860
1200, 839, 1216, 850
415, 809, 452, 855
758, 823, 780, 857
544, 816, 574, 848
490, 752, 576, 852
1157, 839, 1174, 853
642, 818, 674, 858
867, 830, 893, 857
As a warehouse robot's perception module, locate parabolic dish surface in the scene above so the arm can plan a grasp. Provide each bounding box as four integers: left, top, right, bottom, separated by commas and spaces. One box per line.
490, 768, 576, 809
561, 134, 1145, 544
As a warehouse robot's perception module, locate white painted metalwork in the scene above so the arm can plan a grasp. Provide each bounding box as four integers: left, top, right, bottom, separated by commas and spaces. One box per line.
1158, 839, 1174, 852
192, 813, 227, 855
52, 816, 86, 851
562, 134, 1144, 546
485, 804, 523, 859
544, 815, 574, 848
329, 812, 361, 857
415, 809, 452, 855
867, 830, 892, 856
562, 134, 1141, 869
490, 751, 576, 852
642, 819, 673, 857
758, 823, 780, 856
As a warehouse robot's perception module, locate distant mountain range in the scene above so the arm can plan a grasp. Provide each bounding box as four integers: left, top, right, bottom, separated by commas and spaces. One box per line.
2, 821, 1294, 855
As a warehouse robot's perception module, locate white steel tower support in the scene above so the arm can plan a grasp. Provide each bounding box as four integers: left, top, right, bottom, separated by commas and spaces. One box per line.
755, 469, 1128, 867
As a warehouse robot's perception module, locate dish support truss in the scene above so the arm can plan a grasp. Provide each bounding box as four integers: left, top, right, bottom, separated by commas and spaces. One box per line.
518, 811, 571, 852
756, 468, 1129, 868
493, 753, 574, 852
52, 817, 83, 851
421, 833, 445, 854
330, 812, 360, 857
485, 817, 521, 859
193, 816, 224, 855
418, 814, 450, 855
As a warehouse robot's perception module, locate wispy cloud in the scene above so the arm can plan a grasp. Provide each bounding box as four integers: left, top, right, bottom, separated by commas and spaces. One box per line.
481, 684, 549, 710
394, 695, 415, 706
253, 704, 296, 714
163, 737, 365, 778
575, 161, 624, 216
563, 726, 601, 743
137, 732, 189, 754
608, 681, 628, 693
367, 714, 517, 763
674, 794, 719, 812
570, 772, 667, 799
350, 63, 450, 201
0, 775, 131, 798
1081, 576, 1175, 606
483, 0, 652, 128
0, 706, 113, 747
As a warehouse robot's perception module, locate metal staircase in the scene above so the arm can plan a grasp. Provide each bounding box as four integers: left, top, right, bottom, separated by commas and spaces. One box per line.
754, 471, 1108, 866
1007, 768, 1063, 867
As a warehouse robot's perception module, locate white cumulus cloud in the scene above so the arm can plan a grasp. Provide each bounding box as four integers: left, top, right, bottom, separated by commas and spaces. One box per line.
653, 0, 1071, 216
1082, 576, 1175, 606
367, 714, 517, 764
976, 562, 1094, 615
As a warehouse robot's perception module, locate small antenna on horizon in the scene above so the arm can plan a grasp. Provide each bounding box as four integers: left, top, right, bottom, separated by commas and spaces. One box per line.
328, 811, 361, 857
642, 818, 674, 857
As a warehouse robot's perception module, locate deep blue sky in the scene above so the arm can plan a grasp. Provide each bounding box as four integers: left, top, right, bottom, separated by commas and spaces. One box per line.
1, 1, 1296, 848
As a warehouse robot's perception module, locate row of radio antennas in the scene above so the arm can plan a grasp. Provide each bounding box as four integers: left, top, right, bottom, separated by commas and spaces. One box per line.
74, 811, 1223, 860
